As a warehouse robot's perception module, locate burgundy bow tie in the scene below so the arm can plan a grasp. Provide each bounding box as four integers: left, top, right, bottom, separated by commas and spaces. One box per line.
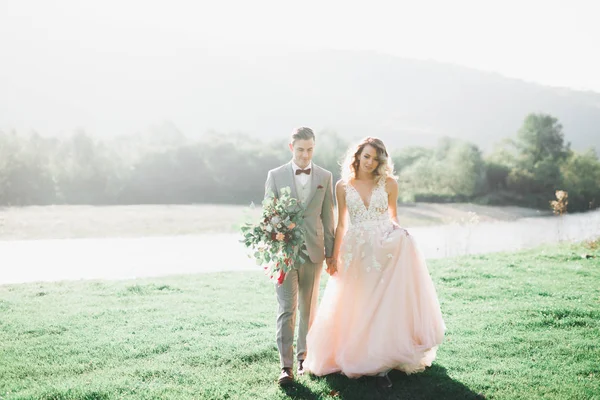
296, 168, 311, 175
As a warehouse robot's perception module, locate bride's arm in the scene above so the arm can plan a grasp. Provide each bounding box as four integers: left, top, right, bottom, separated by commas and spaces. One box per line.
386, 177, 402, 228
329, 180, 348, 274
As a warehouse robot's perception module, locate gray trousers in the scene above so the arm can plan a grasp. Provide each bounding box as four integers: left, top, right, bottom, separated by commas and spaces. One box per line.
276, 261, 322, 369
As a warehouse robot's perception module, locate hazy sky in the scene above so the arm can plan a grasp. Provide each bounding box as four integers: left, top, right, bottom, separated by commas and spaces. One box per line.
1, 0, 599, 136
2, 0, 598, 91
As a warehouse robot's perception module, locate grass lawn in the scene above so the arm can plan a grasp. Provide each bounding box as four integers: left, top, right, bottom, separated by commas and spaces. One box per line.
1, 241, 599, 400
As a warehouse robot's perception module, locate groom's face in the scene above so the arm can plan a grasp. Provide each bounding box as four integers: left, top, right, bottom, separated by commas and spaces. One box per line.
289, 138, 315, 169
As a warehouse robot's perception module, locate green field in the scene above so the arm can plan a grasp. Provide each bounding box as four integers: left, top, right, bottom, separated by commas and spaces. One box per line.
1, 240, 598, 399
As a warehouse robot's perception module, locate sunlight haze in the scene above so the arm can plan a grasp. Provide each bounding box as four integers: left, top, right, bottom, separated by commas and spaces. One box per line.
1, 0, 599, 136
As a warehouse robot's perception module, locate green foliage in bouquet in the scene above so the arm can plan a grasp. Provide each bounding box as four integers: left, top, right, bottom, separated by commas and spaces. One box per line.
241, 187, 308, 284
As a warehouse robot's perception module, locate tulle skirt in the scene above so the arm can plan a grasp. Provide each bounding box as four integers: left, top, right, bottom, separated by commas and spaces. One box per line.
304, 222, 445, 377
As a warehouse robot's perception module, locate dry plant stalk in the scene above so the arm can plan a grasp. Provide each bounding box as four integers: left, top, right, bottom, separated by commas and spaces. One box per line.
550, 190, 568, 215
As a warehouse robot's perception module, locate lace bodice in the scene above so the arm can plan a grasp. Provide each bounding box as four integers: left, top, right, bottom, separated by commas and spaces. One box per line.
345, 178, 389, 226
342, 178, 397, 273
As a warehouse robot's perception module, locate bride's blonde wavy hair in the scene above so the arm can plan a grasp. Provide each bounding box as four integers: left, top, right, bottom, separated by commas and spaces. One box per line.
341, 137, 397, 183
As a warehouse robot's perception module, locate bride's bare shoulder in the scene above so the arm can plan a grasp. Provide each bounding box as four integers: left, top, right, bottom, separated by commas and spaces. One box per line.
385, 177, 398, 190
335, 179, 348, 194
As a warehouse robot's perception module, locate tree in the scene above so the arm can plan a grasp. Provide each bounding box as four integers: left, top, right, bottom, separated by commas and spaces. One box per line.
515, 114, 569, 165
433, 139, 485, 198
397, 138, 485, 202
53, 130, 125, 204
499, 114, 571, 205
312, 130, 349, 184
0, 131, 56, 205
392, 146, 430, 173
560, 149, 600, 211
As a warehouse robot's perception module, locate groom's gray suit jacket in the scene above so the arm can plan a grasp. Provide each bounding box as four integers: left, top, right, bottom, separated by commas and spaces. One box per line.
265, 161, 335, 264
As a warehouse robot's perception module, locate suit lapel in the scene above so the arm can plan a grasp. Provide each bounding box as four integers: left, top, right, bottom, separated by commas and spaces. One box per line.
304, 165, 321, 208
286, 162, 300, 201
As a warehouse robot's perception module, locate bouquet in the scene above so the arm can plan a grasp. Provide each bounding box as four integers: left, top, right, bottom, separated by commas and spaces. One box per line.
241, 187, 308, 285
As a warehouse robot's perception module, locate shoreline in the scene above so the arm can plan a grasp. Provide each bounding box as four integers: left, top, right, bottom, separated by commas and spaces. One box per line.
2, 209, 598, 286
0, 202, 551, 241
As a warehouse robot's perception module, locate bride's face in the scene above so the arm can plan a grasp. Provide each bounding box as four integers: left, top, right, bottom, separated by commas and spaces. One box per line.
359, 145, 380, 174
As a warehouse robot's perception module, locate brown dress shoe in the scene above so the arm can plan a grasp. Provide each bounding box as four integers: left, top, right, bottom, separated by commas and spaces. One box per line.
278, 368, 294, 385
297, 360, 306, 376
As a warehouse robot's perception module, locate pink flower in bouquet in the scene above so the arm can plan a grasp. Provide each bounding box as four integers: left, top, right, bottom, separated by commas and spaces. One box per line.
277, 269, 286, 285
240, 186, 306, 282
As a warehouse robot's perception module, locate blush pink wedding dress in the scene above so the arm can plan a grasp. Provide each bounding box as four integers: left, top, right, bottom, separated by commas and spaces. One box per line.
304, 179, 446, 377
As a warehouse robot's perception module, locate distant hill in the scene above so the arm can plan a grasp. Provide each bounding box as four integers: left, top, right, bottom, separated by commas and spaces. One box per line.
1, 47, 599, 152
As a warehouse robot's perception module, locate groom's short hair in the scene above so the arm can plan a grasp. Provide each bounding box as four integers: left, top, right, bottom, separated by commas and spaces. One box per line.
291, 127, 315, 144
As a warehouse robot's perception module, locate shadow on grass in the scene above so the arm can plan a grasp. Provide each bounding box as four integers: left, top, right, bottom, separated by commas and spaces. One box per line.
302, 364, 483, 400
280, 381, 322, 400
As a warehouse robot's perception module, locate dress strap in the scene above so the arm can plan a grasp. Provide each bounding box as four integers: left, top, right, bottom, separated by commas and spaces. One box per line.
343, 180, 351, 194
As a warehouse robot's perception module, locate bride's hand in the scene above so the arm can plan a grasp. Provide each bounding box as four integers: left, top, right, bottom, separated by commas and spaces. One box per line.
391, 222, 409, 236
325, 257, 338, 275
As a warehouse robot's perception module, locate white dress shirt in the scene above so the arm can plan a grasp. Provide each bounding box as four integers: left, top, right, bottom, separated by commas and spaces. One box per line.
292, 160, 312, 187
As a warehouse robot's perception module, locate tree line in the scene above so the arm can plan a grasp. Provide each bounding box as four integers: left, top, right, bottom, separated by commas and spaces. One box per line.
1, 113, 599, 212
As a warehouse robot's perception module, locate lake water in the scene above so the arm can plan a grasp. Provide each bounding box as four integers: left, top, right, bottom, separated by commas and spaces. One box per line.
1, 210, 598, 285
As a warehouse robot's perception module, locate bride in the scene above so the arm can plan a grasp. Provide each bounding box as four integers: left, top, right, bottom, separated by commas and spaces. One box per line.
304, 137, 446, 388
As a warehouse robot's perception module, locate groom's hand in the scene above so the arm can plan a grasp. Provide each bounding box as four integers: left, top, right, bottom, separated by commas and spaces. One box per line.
325, 257, 337, 275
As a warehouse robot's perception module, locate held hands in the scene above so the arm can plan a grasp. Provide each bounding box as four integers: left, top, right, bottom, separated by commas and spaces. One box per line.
325, 257, 338, 276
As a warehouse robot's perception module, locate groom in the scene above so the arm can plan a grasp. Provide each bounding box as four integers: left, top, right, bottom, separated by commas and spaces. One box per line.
264, 127, 335, 385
